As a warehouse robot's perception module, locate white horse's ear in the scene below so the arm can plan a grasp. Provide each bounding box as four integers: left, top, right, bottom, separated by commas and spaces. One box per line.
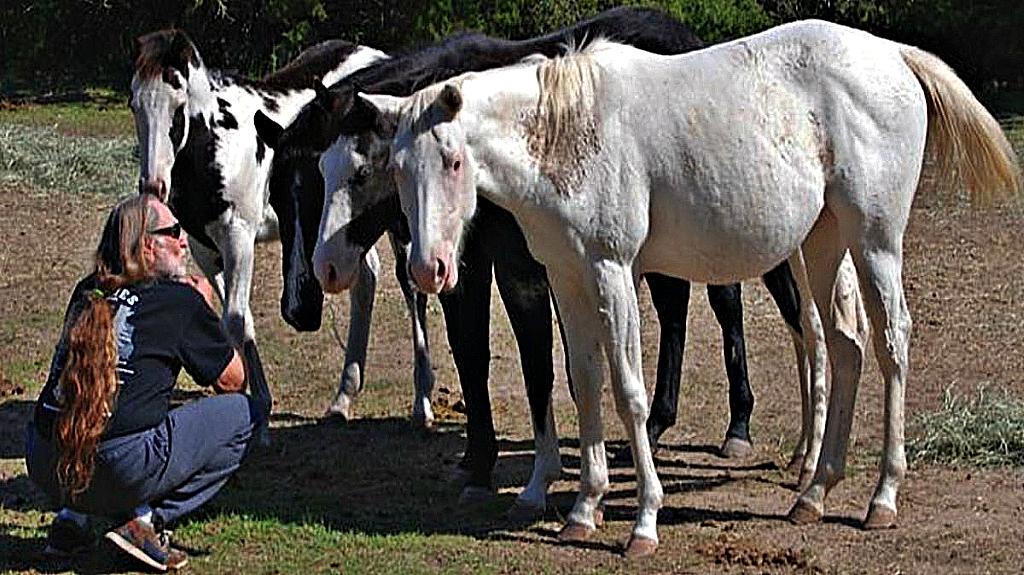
438, 84, 462, 118
358, 93, 404, 138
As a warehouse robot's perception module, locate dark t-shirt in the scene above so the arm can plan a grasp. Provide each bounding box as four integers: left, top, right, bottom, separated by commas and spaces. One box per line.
34, 275, 234, 440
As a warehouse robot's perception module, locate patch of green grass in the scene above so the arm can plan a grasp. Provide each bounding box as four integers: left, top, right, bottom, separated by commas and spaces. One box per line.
908, 386, 1024, 468
0, 123, 135, 198
171, 514, 498, 574
0, 101, 134, 139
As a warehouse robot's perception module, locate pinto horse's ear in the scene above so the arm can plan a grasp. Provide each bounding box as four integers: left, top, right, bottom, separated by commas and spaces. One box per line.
438, 84, 462, 118
254, 110, 284, 149
311, 78, 345, 113
358, 93, 404, 139
313, 77, 329, 99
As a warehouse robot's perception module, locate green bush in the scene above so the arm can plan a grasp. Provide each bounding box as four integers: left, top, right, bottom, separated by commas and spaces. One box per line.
1, 1, 1021, 96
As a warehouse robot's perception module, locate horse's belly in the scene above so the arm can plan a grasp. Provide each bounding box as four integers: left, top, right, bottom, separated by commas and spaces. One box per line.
639, 187, 823, 283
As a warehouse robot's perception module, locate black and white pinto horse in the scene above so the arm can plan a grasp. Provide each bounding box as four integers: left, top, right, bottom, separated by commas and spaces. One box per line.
255, 6, 854, 511
370, 21, 1020, 554
129, 31, 442, 422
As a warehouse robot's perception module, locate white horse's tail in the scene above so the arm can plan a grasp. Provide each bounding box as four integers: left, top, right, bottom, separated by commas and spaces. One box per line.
900, 47, 1022, 203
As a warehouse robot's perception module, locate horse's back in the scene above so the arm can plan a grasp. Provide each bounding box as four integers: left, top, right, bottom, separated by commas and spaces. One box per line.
595, 22, 927, 281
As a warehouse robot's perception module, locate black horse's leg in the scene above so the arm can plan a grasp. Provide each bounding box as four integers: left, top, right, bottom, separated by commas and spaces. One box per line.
646, 274, 692, 449
437, 229, 497, 503
706, 283, 755, 457
486, 202, 561, 517
761, 261, 802, 334
612, 273, 691, 464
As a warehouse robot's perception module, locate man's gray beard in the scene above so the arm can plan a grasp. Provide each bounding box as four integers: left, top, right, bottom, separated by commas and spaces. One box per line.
152, 254, 188, 279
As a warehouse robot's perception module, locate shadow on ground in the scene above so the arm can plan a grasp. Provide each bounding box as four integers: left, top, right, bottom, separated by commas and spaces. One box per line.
1, 395, 781, 572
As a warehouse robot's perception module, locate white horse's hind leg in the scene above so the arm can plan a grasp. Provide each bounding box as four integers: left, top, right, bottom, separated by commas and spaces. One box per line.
327, 246, 379, 420
784, 249, 830, 492
786, 328, 812, 472
389, 234, 435, 428
854, 247, 911, 529
790, 219, 869, 524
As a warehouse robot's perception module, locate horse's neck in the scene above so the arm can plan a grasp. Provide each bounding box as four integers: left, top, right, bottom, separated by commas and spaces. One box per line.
190, 66, 314, 127
462, 69, 547, 207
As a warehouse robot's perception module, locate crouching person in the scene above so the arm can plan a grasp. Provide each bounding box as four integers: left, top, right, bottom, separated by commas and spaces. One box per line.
25, 193, 261, 571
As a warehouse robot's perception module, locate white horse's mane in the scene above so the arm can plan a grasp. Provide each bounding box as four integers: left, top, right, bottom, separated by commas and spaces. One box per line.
524, 37, 614, 194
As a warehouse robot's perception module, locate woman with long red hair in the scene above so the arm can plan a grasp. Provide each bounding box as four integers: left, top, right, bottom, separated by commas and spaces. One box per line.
26, 193, 257, 571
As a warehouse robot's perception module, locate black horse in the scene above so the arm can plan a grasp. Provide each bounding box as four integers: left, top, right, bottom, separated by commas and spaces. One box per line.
257, 6, 803, 513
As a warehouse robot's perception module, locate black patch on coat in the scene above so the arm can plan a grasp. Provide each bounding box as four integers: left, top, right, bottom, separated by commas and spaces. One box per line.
170, 105, 186, 149
168, 113, 229, 252
262, 96, 280, 113
216, 98, 238, 130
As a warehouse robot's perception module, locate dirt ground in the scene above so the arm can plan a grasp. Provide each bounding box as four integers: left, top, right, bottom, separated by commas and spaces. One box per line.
1, 184, 1022, 574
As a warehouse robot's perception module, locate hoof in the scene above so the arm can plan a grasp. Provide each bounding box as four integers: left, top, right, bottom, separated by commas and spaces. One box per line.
623, 535, 658, 559
593, 506, 605, 528
411, 412, 434, 431
863, 504, 897, 530
507, 500, 545, 523
325, 395, 354, 421
458, 485, 496, 507
787, 498, 823, 525
719, 437, 753, 459
558, 522, 596, 543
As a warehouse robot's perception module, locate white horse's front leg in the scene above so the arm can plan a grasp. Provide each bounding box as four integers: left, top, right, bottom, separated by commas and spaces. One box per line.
548, 270, 609, 542
327, 246, 379, 420
595, 261, 662, 557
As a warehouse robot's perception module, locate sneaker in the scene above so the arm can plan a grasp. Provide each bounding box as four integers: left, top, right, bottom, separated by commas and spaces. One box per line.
104, 518, 188, 571
44, 515, 95, 557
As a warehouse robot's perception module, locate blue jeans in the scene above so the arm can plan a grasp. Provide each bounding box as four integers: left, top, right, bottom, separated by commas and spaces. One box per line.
26, 393, 259, 525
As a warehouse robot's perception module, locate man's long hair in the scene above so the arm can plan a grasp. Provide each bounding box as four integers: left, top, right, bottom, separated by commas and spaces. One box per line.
56, 194, 157, 500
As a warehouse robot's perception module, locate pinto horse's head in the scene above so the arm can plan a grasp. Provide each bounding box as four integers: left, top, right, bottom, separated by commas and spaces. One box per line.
360, 83, 475, 295
131, 29, 201, 202
257, 81, 402, 302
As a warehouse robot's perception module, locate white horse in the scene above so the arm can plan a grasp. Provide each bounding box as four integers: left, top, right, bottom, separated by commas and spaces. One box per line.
130, 31, 440, 425
362, 20, 1021, 556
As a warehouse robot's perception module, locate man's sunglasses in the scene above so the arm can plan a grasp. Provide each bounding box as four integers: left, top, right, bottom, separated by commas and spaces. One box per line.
148, 222, 183, 239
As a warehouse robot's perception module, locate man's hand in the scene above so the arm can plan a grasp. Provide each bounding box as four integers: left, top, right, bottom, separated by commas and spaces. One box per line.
181, 274, 216, 309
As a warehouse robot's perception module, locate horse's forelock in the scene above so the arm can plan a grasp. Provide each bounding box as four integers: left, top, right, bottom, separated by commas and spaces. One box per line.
134, 29, 198, 81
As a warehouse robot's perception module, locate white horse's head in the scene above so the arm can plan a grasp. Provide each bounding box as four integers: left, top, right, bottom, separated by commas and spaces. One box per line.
130, 30, 202, 202
360, 84, 475, 294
